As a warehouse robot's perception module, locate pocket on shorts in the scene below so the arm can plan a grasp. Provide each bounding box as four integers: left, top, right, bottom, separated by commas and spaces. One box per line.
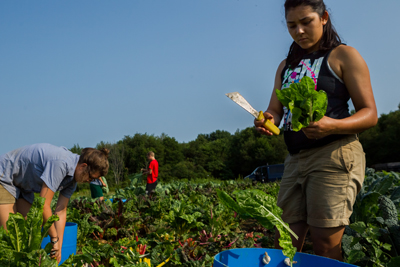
340, 138, 355, 173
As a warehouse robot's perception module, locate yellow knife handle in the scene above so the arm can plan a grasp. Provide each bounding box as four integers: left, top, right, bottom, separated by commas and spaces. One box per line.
257, 111, 280, 135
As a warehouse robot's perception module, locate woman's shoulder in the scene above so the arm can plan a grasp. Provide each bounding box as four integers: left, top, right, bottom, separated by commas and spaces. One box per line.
330, 45, 364, 63
277, 59, 287, 70
329, 45, 367, 78
275, 59, 287, 77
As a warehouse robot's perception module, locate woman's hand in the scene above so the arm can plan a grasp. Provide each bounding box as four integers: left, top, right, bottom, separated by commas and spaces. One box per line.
51, 241, 61, 263
254, 112, 275, 136
302, 116, 337, 139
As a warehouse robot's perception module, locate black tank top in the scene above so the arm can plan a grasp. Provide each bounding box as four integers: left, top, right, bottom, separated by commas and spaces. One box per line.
280, 47, 351, 154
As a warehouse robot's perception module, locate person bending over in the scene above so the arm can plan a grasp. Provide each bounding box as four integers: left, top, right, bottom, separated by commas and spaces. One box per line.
0, 143, 109, 263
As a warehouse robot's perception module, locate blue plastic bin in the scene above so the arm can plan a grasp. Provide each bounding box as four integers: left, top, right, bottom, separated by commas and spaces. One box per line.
41, 222, 78, 265
109, 198, 127, 203
213, 248, 357, 267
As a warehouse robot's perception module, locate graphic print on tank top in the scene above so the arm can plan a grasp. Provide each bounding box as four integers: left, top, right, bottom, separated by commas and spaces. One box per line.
281, 56, 324, 131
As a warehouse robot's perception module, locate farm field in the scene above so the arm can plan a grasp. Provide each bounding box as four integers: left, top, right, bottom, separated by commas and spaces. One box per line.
1, 169, 400, 267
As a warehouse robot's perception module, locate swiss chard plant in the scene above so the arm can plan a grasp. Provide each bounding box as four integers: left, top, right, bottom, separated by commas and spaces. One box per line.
67, 208, 103, 246
102, 176, 110, 194
217, 189, 298, 266
163, 199, 205, 236
275, 76, 327, 131
129, 172, 145, 187
0, 197, 59, 267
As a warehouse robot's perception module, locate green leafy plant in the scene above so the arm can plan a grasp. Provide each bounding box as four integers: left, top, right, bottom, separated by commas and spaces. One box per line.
102, 176, 110, 194
217, 189, 298, 266
163, 199, 205, 236
62, 175, 400, 266
342, 221, 400, 267
0, 197, 59, 267
275, 76, 327, 131
342, 169, 400, 266
129, 173, 145, 187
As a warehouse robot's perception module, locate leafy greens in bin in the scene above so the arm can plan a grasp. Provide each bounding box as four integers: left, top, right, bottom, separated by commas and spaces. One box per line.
275, 76, 327, 132
217, 189, 298, 266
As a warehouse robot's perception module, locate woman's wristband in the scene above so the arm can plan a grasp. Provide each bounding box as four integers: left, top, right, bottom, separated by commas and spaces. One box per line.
50, 236, 59, 244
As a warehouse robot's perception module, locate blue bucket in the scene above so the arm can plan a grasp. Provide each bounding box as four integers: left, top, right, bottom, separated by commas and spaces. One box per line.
41, 222, 78, 265
109, 198, 127, 203
213, 248, 357, 267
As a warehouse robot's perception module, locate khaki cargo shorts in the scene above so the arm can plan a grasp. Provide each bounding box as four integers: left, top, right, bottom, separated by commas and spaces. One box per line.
277, 134, 365, 228
0, 183, 16, 204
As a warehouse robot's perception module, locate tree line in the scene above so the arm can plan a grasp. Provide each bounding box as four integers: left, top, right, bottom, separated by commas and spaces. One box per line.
71, 104, 400, 187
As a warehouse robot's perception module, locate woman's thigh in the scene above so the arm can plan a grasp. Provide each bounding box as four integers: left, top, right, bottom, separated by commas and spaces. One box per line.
0, 184, 17, 229
0, 204, 16, 230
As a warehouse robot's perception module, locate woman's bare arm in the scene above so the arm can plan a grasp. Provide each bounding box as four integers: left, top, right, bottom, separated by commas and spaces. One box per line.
303, 46, 378, 139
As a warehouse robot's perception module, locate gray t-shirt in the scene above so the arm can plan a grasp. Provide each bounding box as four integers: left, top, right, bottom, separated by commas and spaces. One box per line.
0, 143, 80, 204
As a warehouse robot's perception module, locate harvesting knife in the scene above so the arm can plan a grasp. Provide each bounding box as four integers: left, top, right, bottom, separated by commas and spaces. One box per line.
225, 92, 280, 135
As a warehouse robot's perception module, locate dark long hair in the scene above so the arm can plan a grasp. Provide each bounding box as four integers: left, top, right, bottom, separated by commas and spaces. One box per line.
284, 0, 342, 68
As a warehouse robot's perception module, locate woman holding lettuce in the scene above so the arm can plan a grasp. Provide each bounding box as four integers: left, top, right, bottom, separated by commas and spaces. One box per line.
254, 0, 377, 261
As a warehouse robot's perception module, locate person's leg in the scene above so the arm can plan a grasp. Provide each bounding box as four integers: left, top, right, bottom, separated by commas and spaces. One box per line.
302, 136, 364, 261
0, 203, 16, 230
275, 153, 308, 251
16, 197, 32, 218
0, 184, 17, 230
275, 221, 309, 252
148, 181, 155, 195
309, 225, 345, 260
151, 181, 158, 195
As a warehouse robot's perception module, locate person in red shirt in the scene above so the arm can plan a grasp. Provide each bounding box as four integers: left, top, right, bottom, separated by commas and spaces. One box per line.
141, 151, 158, 195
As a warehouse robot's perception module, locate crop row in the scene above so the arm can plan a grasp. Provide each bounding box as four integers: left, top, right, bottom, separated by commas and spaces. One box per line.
1, 169, 400, 266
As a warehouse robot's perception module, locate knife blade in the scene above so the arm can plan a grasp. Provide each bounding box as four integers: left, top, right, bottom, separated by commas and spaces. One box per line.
225, 92, 259, 118
225, 92, 280, 135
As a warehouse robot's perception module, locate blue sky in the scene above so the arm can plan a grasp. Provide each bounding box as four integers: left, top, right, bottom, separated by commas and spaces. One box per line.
1, 0, 399, 155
